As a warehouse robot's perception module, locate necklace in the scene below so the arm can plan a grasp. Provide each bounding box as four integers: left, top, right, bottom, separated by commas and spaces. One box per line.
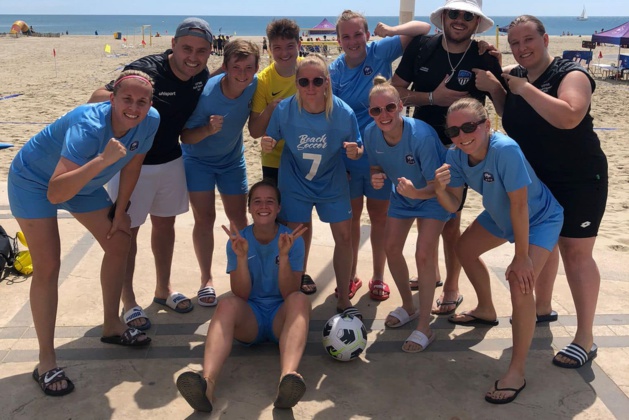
443, 37, 473, 77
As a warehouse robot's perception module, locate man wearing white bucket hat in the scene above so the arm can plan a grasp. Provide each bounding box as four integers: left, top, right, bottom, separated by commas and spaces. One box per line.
391, 0, 505, 327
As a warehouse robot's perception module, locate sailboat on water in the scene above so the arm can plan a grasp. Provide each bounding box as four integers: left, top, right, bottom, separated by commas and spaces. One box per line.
577, 6, 588, 21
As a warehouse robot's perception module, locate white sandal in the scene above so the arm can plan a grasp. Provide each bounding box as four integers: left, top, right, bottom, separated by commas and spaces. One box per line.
385, 306, 419, 328
402, 330, 435, 353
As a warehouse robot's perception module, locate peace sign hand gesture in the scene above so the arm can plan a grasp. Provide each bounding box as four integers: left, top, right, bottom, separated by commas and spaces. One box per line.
279, 224, 308, 257
222, 221, 248, 257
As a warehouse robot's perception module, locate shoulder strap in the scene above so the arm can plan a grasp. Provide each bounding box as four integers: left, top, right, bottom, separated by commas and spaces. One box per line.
413, 34, 443, 76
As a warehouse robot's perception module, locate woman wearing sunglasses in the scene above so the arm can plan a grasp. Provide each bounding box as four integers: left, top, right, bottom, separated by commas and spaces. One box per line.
434, 98, 563, 403
365, 77, 451, 352
329, 10, 430, 303
502, 15, 608, 371
261, 54, 363, 319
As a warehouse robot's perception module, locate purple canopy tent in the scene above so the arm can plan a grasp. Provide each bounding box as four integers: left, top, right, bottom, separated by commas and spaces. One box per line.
591, 21, 629, 66
306, 18, 336, 36
592, 21, 629, 47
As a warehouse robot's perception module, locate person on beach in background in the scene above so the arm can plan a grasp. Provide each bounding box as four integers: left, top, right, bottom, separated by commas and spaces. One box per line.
180, 39, 259, 309
497, 15, 607, 369
88, 18, 213, 330
248, 19, 319, 295
8, 70, 157, 396
366, 77, 449, 352
262, 37, 268, 56
329, 10, 431, 302
434, 98, 563, 403
392, 0, 505, 317
262, 54, 363, 319
176, 180, 310, 413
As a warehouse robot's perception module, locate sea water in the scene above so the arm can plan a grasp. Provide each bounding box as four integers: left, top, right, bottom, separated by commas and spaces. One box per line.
2, 15, 628, 38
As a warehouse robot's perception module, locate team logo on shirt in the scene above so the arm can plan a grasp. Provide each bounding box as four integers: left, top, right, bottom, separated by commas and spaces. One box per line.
457, 70, 473, 86
483, 172, 495, 182
193, 81, 204, 92
540, 82, 552, 93
297, 133, 327, 150
405, 155, 416, 165
129, 141, 139, 151
363, 66, 373, 76
275, 255, 280, 266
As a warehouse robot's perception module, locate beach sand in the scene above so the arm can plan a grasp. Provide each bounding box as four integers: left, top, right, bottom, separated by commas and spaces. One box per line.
1, 33, 627, 248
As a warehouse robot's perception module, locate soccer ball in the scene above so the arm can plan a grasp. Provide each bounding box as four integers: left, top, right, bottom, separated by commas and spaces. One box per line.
322, 313, 367, 361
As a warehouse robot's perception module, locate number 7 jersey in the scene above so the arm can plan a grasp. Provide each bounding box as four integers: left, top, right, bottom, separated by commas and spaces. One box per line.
266, 95, 361, 202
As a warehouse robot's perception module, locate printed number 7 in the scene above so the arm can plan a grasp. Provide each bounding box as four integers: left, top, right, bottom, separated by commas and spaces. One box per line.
303, 153, 322, 181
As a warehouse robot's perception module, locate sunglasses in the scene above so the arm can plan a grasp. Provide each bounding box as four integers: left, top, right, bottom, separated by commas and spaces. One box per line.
369, 102, 398, 117
297, 77, 325, 88
447, 9, 477, 22
444, 119, 486, 138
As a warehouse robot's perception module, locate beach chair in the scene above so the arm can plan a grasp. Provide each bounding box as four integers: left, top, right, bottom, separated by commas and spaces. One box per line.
562, 50, 592, 66
619, 54, 629, 80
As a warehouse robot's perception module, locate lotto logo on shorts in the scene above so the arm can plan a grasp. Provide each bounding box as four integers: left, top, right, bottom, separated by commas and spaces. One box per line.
483, 172, 495, 182
405, 155, 416, 165
363, 66, 373, 76
129, 141, 139, 151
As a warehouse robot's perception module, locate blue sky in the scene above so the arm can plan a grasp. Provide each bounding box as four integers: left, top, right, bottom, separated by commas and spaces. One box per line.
3, 0, 628, 16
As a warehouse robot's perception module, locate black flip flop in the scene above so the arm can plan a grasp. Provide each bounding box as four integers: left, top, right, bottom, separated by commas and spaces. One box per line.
177, 372, 213, 412
300, 274, 317, 295
448, 312, 499, 326
100, 327, 151, 347
32, 367, 75, 397
274, 373, 306, 409
432, 294, 464, 316
552, 343, 598, 369
509, 310, 559, 325
485, 379, 526, 404
409, 277, 443, 291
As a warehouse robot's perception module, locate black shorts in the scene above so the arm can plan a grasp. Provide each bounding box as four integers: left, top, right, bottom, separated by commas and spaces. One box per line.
548, 179, 608, 238
262, 166, 279, 186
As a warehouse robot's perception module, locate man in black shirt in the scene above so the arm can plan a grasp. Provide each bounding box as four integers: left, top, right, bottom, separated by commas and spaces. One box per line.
392, 0, 505, 317
89, 18, 213, 329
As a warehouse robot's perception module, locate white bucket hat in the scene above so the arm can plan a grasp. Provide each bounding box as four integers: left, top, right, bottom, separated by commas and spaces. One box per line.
430, 0, 494, 34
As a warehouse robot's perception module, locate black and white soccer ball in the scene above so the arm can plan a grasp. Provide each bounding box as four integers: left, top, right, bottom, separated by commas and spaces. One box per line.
322, 313, 367, 361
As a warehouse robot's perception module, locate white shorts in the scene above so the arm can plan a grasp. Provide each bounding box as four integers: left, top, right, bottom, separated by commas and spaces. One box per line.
108, 157, 189, 228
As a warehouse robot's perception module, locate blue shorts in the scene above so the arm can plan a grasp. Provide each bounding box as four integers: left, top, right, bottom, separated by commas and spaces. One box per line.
387, 197, 453, 222
239, 300, 282, 345
8, 171, 112, 219
348, 164, 391, 201
477, 208, 564, 252
183, 154, 248, 195
279, 194, 352, 224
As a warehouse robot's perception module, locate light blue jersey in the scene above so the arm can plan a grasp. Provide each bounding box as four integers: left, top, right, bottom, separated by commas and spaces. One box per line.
447, 131, 563, 240
364, 117, 450, 220
183, 74, 257, 165
226, 224, 305, 308
10, 102, 158, 194
330, 37, 402, 134
266, 95, 361, 202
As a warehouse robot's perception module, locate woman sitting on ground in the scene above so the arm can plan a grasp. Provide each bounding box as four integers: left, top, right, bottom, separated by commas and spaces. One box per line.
176, 180, 311, 413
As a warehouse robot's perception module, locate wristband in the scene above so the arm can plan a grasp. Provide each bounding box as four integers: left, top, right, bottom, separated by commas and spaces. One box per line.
428, 91, 434, 106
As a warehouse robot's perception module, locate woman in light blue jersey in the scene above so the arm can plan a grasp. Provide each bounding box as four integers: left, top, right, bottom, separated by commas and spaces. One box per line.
176, 180, 310, 413
435, 98, 563, 404
329, 9, 430, 302
365, 76, 449, 354
262, 54, 363, 319
8, 70, 157, 396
